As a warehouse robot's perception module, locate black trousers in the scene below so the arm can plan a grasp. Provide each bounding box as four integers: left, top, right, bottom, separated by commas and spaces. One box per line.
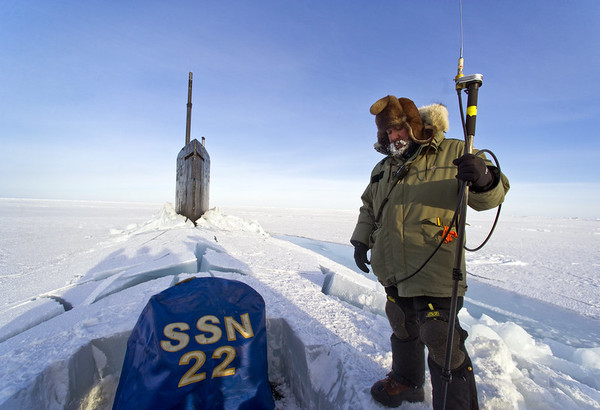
384, 287, 479, 409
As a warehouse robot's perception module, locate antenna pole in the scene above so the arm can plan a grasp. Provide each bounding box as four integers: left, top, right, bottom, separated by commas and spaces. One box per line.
185, 72, 193, 145
441, 2, 484, 408
455, 0, 464, 84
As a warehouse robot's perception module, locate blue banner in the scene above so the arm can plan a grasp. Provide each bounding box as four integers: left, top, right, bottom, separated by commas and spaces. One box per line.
113, 277, 275, 410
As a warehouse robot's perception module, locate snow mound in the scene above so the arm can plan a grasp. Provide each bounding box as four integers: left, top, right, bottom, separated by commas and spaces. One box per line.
197, 208, 268, 236
111, 203, 194, 238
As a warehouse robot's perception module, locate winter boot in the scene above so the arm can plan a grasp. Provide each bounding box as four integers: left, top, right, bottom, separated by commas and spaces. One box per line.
370, 376, 425, 407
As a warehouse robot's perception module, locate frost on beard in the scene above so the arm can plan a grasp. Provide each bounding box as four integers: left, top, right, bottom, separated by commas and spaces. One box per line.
389, 140, 410, 157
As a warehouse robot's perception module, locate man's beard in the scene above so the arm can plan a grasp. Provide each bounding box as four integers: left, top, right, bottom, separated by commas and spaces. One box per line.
389, 139, 413, 157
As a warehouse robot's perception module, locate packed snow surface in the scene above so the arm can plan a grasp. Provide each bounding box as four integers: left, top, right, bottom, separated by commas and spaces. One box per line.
0, 198, 599, 409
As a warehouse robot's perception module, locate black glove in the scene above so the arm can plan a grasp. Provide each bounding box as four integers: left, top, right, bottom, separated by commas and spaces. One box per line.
453, 153, 493, 191
351, 240, 370, 273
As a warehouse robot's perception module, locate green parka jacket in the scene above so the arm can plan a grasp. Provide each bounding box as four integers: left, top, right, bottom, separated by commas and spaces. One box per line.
351, 107, 510, 298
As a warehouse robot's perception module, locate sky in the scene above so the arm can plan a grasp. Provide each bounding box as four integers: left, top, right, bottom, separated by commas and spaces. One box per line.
1, 0, 599, 218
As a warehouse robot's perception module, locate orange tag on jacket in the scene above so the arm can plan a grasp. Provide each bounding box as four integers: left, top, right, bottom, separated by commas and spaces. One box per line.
442, 226, 458, 243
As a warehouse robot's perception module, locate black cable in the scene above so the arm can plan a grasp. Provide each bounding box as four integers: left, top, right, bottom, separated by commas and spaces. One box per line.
465, 149, 502, 252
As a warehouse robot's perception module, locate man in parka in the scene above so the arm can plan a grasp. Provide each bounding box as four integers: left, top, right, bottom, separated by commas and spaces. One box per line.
351, 95, 509, 409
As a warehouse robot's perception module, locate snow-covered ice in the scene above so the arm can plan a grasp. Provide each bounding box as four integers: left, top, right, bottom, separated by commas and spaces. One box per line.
0, 198, 599, 409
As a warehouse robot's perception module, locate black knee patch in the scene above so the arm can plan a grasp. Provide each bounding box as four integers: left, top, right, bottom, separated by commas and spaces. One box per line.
420, 318, 465, 369
385, 300, 409, 339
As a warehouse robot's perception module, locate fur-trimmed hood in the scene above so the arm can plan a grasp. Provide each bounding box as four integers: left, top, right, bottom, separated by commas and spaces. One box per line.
371, 96, 449, 155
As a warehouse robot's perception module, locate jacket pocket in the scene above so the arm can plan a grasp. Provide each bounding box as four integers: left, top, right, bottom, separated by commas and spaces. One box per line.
420, 217, 456, 246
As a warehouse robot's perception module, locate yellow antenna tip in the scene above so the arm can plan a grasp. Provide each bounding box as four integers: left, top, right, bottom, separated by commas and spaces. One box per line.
454, 57, 464, 83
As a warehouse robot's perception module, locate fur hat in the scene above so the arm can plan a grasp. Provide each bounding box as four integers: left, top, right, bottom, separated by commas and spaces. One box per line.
370, 95, 434, 153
